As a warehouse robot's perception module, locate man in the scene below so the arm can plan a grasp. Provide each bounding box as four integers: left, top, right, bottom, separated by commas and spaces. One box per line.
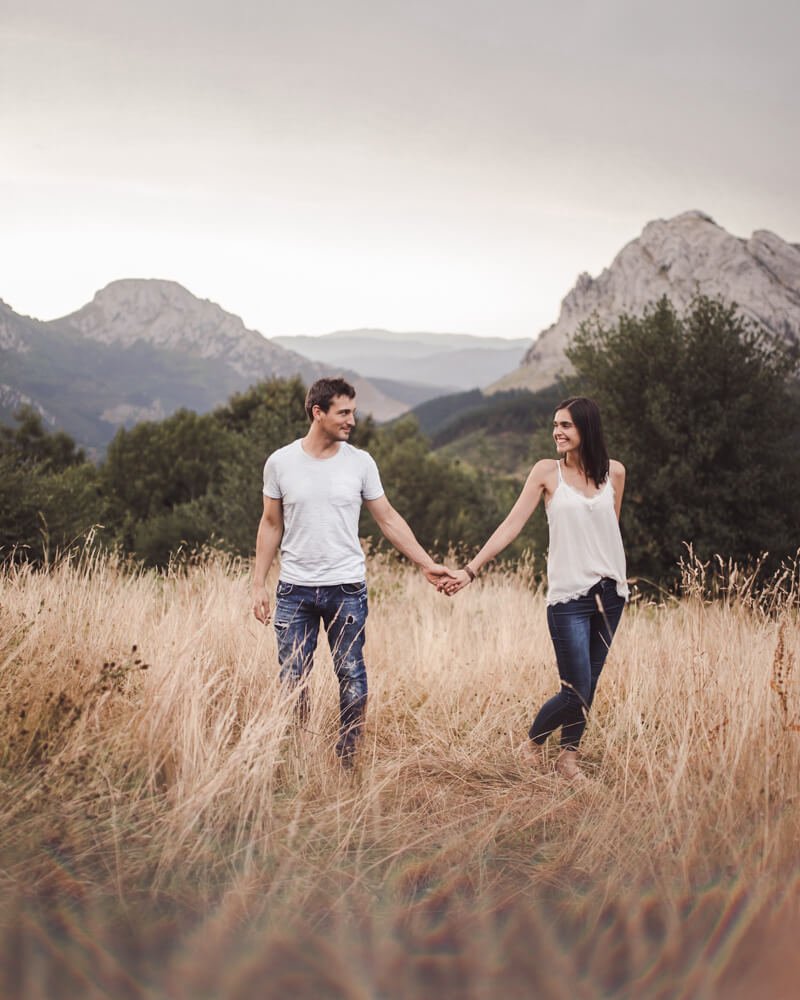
252, 376, 452, 764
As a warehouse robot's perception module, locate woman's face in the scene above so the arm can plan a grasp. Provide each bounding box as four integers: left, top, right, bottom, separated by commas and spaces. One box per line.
553, 408, 581, 455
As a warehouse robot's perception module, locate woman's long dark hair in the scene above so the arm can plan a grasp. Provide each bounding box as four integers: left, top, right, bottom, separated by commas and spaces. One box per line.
556, 397, 609, 487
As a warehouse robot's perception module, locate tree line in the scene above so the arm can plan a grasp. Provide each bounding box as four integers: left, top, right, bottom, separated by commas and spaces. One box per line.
1, 295, 798, 587
0, 377, 521, 570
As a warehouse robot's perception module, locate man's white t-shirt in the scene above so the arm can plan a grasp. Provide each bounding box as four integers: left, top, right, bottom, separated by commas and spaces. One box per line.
262, 439, 384, 585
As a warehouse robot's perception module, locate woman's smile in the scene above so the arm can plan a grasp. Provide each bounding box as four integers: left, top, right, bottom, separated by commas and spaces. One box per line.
553, 408, 581, 452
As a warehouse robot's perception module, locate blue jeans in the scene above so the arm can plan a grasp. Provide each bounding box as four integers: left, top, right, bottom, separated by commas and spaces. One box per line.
529, 578, 625, 750
273, 581, 369, 756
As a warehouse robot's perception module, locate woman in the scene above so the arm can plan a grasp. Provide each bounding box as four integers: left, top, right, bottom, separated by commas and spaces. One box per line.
442, 397, 628, 780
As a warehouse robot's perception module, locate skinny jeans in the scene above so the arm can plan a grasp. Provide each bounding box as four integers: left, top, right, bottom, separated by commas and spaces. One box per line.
529, 577, 625, 750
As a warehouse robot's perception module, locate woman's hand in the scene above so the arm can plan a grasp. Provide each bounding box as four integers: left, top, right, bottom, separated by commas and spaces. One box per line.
438, 568, 472, 596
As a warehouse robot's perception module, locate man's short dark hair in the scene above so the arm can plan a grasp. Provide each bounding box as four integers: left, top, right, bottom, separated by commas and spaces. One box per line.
305, 377, 356, 421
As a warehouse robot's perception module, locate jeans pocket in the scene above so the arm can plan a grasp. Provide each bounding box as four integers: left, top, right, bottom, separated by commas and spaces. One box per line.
276, 581, 294, 598
340, 582, 367, 596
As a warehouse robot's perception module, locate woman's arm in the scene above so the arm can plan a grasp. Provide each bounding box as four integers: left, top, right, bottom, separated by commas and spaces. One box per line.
442, 459, 554, 593
609, 459, 626, 520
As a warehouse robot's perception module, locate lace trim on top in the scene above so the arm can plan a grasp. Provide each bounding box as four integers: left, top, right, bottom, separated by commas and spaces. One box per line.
546, 577, 628, 606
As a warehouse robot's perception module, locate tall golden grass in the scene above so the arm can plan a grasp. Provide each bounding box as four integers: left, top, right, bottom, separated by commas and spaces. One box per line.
1, 547, 799, 999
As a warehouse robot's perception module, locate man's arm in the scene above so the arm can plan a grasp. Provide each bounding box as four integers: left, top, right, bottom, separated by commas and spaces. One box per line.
252, 496, 284, 623
364, 495, 454, 585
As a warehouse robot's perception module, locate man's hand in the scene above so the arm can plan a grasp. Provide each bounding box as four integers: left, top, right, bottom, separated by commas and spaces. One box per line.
252, 585, 271, 624
422, 563, 459, 587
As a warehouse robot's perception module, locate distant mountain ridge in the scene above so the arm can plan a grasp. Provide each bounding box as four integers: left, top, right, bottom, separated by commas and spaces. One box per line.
492, 211, 800, 391
274, 329, 529, 390
0, 281, 437, 450
277, 328, 529, 353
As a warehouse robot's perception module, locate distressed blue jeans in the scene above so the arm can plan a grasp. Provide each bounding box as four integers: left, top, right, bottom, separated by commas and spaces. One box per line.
529, 577, 625, 750
273, 580, 369, 756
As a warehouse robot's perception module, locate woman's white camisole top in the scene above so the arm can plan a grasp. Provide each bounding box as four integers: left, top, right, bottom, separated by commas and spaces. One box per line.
545, 459, 629, 606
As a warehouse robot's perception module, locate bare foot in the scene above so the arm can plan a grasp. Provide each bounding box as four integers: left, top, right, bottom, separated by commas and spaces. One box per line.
555, 748, 586, 781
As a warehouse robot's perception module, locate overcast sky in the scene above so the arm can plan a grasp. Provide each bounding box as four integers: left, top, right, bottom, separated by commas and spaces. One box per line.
2, 1, 798, 340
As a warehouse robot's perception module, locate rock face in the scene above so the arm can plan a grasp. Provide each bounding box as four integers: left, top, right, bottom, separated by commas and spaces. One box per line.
64, 279, 318, 381
492, 211, 800, 391
0, 383, 55, 425
0, 301, 32, 354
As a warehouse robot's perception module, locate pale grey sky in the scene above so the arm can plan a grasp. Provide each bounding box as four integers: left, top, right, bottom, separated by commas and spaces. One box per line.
2, 1, 798, 339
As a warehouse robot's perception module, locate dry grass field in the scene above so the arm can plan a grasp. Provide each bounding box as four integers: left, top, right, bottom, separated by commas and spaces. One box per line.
1, 547, 799, 999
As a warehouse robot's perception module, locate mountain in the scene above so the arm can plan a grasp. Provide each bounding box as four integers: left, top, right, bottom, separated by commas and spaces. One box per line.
0, 281, 419, 450
64, 279, 315, 382
274, 329, 530, 390
492, 211, 800, 392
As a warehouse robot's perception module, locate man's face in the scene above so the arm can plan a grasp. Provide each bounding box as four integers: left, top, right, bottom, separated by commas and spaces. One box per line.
315, 394, 357, 441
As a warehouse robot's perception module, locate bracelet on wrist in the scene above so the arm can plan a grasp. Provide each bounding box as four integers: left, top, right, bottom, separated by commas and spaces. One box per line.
464, 565, 476, 581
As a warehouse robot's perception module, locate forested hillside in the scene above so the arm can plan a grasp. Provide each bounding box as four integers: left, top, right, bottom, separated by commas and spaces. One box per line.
3, 295, 799, 587
0, 378, 528, 570
406, 384, 564, 477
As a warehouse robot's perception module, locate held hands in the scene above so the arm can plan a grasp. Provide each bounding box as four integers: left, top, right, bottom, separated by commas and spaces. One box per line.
421, 560, 475, 596
438, 568, 472, 596
422, 563, 459, 587
254, 564, 465, 618
254, 567, 460, 619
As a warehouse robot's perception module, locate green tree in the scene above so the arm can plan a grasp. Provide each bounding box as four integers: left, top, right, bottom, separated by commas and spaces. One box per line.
99, 379, 310, 564
0, 408, 108, 562
0, 454, 108, 562
103, 408, 234, 521
201, 378, 311, 556
0, 405, 86, 472
130, 500, 213, 567
565, 295, 800, 584
362, 416, 523, 558
213, 376, 308, 447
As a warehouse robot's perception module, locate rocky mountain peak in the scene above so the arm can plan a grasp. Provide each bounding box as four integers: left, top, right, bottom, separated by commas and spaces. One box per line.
87, 278, 216, 322
492, 211, 800, 392
60, 278, 345, 390
65, 279, 259, 364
